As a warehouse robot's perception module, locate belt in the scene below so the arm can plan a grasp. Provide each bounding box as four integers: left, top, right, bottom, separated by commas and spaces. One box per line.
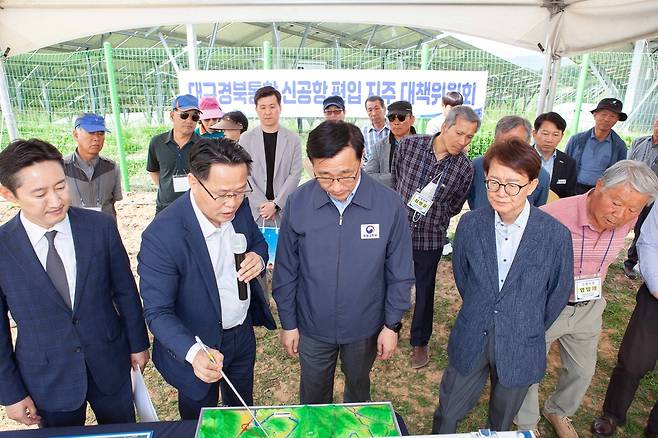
567, 300, 592, 307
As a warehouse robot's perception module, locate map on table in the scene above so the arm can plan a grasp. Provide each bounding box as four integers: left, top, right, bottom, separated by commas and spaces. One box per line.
195, 402, 401, 437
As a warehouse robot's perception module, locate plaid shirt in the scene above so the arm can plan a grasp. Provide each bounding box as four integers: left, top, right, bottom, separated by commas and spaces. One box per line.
392, 134, 474, 250
362, 121, 391, 162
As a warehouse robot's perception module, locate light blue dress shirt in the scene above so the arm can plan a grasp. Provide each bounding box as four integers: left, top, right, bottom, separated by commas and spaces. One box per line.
638, 204, 658, 296
535, 145, 557, 181
494, 200, 531, 291
329, 175, 362, 216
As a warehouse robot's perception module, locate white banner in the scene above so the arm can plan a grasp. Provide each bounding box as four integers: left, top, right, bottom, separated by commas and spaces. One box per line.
178, 69, 488, 119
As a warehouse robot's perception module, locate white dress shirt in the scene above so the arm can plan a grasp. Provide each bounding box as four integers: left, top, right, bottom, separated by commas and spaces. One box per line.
186, 194, 250, 364
494, 200, 531, 291
20, 212, 77, 307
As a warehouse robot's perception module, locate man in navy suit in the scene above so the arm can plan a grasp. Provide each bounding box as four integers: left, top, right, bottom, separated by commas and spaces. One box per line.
0, 139, 150, 428
138, 137, 276, 420
432, 139, 574, 434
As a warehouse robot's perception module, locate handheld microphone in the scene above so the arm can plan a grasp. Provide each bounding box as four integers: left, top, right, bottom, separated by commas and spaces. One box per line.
231, 233, 248, 301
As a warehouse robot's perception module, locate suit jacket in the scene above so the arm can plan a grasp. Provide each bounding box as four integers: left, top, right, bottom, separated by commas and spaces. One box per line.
239, 125, 302, 226
364, 135, 394, 188
0, 208, 149, 411
448, 205, 573, 388
550, 149, 577, 198
138, 193, 276, 400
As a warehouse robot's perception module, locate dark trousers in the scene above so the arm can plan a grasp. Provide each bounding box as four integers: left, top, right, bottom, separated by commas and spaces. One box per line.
299, 333, 378, 405
625, 204, 653, 269
178, 317, 256, 420
432, 331, 529, 434
410, 249, 443, 347
38, 366, 135, 428
602, 284, 658, 433
574, 183, 595, 195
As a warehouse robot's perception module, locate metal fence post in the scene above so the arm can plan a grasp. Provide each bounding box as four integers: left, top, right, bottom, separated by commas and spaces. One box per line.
572, 53, 590, 134
263, 41, 272, 70
418, 42, 431, 134
0, 55, 19, 141
103, 42, 131, 191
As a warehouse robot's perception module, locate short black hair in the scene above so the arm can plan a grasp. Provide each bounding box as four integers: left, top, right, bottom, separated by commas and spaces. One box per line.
483, 138, 541, 181
0, 138, 64, 194
534, 111, 567, 133
189, 137, 253, 181
364, 95, 385, 110
254, 86, 281, 106
442, 91, 464, 107
307, 121, 364, 161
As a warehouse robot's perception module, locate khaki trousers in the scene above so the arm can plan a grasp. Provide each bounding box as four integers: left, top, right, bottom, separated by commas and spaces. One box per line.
515, 297, 606, 429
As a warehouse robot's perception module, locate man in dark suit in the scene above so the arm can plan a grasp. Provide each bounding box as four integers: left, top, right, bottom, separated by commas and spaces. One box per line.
0, 139, 149, 428
532, 112, 577, 199
138, 137, 276, 420
432, 139, 573, 434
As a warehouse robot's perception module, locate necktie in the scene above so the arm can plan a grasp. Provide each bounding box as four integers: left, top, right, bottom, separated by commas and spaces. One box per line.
45, 231, 72, 308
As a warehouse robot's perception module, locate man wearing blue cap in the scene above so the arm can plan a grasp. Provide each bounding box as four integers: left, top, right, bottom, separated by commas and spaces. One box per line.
147, 94, 202, 214
64, 113, 123, 220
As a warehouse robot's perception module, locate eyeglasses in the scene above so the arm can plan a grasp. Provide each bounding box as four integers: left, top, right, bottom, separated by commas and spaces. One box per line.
324, 109, 344, 116
387, 114, 409, 122
484, 179, 529, 196
314, 171, 359, 186
177, 111, 200, 122
197, 178, 253, 204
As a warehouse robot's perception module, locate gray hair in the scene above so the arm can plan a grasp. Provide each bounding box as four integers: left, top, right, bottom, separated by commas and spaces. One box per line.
600, 160, 658, 201
494, 116, 532, 143
443, 105, 481, 131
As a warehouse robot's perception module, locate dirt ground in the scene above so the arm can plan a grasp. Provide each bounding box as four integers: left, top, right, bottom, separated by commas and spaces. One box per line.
0, 192, 654, 436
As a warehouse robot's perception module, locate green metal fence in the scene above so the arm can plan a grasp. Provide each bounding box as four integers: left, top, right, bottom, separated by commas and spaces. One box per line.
2, 45, 658, 139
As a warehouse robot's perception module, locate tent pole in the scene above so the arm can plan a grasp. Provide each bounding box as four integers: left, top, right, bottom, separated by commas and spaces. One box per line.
0, 54, 19, 141
572, 53, 590, 134
546, 55, 561, 112
536, 36, 553, 115
186, 24, 197, 71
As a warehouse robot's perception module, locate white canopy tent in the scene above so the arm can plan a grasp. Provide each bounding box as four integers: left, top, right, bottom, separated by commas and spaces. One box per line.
1, 0, 658, 139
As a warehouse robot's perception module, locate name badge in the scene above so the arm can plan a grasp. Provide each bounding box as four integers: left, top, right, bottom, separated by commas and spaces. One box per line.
83, 206, 102, 212
361, 224, 380, 239
557, 179, 567, 185
407, 190, 434, 216
173, 176, 190, 193
574, 275, 602, 302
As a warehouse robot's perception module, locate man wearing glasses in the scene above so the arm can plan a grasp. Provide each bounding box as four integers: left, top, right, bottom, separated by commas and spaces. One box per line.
147, 94, 202, 214
432, 139, 573, 434
322, 95, 346, 122
392, 105, 479, 369
365, 100, 416, 188
138, 138, 276, 419
273, 121, 414, 405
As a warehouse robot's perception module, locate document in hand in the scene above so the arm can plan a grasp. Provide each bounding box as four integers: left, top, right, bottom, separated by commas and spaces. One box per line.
131, 366, 159, 422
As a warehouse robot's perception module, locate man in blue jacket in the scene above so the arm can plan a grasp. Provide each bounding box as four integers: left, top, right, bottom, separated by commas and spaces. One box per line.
432, 139, 573, 434
0, 139, 149, 428
566, 98, 628, 194
273, 121, 415, 404
138, 138, 276, 419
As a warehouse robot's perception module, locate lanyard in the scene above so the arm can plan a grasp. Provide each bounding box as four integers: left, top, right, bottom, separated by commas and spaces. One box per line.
578, 226, 615, 275
71, 160, 101, 207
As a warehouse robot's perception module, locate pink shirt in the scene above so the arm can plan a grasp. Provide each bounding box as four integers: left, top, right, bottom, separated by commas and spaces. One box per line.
541, 192, 635, 301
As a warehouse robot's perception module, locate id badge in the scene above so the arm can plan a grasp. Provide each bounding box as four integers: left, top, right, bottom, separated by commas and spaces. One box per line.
407, 190, 433, 216
83, 206, 102, 212
173, 176, 190, 193
574, 275, 602, 302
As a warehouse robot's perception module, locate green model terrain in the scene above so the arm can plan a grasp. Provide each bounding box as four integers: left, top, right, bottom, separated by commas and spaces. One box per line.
197, 403, 400, 437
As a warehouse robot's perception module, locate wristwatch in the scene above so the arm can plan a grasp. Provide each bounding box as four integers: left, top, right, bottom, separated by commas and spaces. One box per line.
385, 321, 403, 333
